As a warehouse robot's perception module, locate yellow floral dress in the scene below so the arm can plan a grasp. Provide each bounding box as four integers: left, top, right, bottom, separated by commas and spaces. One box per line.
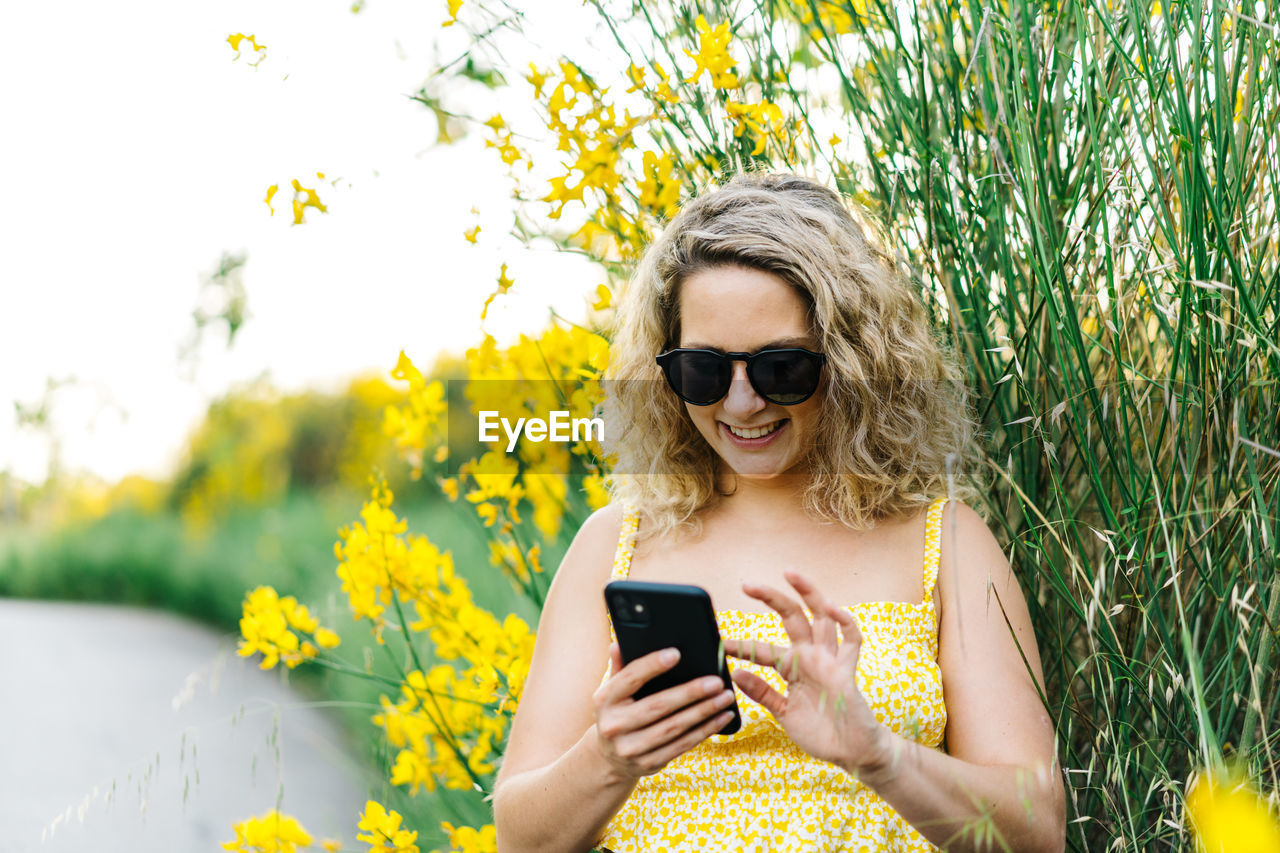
596, 498, 950, 853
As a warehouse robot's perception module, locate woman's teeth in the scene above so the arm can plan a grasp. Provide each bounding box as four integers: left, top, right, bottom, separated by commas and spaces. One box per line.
726, 421, 783, 439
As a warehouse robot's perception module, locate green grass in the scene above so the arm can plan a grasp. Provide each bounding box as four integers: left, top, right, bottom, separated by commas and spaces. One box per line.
0, 491, 530, 627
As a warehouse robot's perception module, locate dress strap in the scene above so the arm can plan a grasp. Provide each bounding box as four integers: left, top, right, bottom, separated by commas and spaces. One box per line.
921, 497, 949, 605
610, 502, 641, 581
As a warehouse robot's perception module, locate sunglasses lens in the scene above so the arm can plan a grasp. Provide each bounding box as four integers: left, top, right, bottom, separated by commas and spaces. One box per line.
668, 351, 730, 405
752, 351, 822, 404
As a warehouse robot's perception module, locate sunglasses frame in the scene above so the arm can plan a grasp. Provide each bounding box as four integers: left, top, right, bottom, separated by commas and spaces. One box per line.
655, 347, 827, 406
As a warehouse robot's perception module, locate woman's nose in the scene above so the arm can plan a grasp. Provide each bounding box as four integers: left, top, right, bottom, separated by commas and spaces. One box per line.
722, 360, 766, 416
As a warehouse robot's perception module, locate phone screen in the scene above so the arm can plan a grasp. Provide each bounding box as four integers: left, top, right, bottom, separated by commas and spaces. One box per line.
605, 580, 742, 735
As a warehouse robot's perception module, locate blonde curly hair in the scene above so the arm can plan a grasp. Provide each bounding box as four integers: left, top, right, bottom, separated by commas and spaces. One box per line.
601, 171, 982, 542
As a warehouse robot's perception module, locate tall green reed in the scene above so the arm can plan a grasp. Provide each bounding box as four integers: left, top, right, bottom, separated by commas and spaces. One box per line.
781, 0, 1279, 847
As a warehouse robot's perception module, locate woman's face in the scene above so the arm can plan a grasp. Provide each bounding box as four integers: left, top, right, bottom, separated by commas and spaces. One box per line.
675, 264, 825, 481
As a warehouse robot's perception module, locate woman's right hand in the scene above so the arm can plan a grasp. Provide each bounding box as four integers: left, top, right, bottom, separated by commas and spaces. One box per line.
591, 643, 737, 779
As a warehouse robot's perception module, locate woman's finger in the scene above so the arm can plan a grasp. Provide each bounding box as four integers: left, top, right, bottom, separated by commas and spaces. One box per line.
638, 706, 738, 773
782, 570, 843, 654
783, 569, 827, 605
614, 686, 736, 759
732, 668, 787, 717
600, 646, 681, 703
608, 642, 623, 677
724, 638, 801, 683
831, 606, 864, 665
723, 637, 787, 666
742, 581, 813, 645
623, 675, 730, 730
824, 602, 857, 629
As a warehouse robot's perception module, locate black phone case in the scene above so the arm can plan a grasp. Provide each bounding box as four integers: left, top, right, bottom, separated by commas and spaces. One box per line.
604, 580, 742, 736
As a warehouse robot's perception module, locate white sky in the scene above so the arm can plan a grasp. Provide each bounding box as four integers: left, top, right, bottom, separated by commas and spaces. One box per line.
0, 0, 606, 485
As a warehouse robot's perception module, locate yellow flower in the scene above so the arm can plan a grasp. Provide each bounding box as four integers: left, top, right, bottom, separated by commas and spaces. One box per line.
289, 179, 327, 225
684, 15, 739, 89
1187, 768, 1280, 853
485, 133, 523, 166
314, 627, 341, 649
439, 477, 459, 501
439, 822, 497, 853
335, 480, 457, 643
464, 224, 481, 243
383, 351, 448, 478
583, 473, 610, 510
320, 840, 342, 852
625, 63, 646, 92
591, 284, 612, 311
526, 63, 549, 98
442, 0, 462, 27
222, 810, 312, 852
829, 133, 842, 145
227, 33, 267, 66
796, 0, 866, 35
236, 586, 337, 669
357, 800, 418, 853
726, 99, 786, 156
651, 62, 681, 104
264, 184, 278, 216
637, 150, 681, 217
481, 264, 515, 320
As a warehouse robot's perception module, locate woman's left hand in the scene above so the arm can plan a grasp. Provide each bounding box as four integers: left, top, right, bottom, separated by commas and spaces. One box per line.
723, 570, 892, 778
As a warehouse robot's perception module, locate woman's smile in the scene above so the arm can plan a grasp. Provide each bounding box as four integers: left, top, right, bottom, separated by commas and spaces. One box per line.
720, 418, 788, 445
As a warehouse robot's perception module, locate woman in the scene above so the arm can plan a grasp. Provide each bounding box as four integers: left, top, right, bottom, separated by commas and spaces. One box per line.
492, 173, 1065, 852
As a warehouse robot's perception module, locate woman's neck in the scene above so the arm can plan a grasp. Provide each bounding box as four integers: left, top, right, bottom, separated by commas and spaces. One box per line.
712, 469, 814, 527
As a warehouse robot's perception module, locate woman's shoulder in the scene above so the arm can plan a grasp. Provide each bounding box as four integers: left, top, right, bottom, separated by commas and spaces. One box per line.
576, 501, 628, 549
933, 498, 993, 543
537, 503, 630, 635
548, 502, 629, 590
932, 499, 1020, 601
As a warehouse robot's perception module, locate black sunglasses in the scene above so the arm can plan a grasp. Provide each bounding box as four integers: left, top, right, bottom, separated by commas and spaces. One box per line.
655, 347, 827, 406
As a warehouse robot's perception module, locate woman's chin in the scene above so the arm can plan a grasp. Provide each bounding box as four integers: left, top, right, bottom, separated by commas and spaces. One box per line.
719, 453, 805, 481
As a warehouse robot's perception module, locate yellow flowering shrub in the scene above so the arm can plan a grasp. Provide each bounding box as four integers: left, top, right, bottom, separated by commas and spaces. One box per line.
684, 15, 739, 89
439, 822, 497, 853
725, 99, 788, 157
382, 351, 448, 480
358, 800, 419, 853
222, 809, 312, 852
236, 586, 340, 670
334, 481, 457, 643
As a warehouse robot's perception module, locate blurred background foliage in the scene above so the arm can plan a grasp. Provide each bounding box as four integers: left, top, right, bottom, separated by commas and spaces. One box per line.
0, 352, 490, 628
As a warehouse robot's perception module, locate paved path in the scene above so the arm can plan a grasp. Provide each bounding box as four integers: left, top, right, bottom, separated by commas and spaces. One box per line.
0, 599, 375, 852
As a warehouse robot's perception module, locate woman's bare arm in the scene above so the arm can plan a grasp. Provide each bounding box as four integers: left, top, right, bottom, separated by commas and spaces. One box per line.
856, 501, 1065, 852
492, 505, 630, 853
492, 505, 736, 853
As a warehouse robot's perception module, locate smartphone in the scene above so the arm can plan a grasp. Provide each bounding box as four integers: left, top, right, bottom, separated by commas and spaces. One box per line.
604, 579, 742, 735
